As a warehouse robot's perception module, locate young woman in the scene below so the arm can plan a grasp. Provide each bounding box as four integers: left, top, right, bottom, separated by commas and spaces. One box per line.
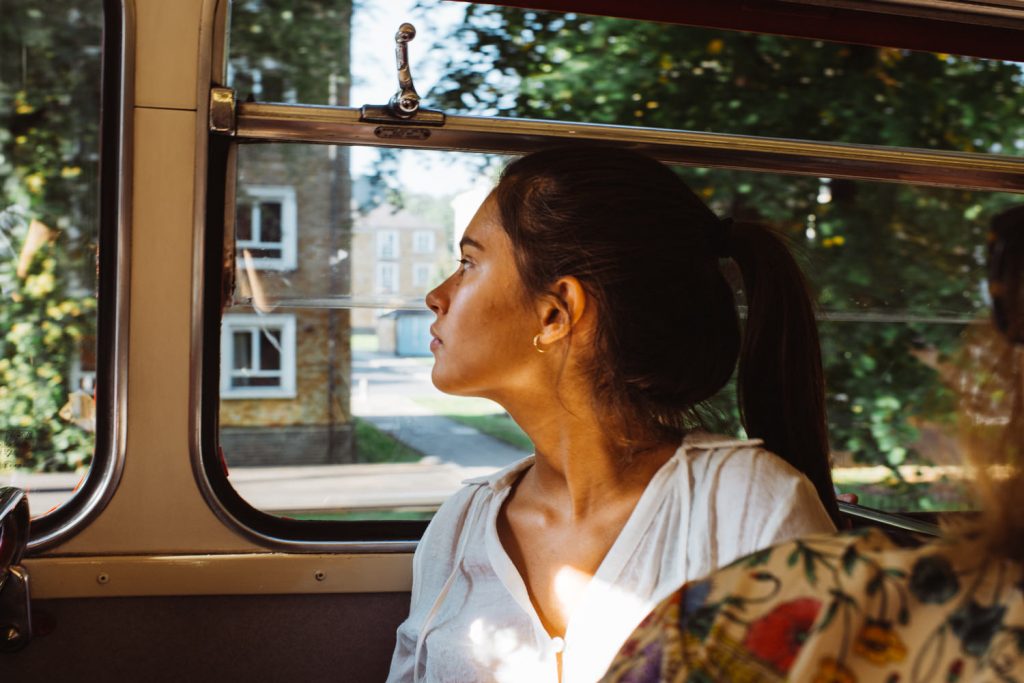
386, 146, 840, 683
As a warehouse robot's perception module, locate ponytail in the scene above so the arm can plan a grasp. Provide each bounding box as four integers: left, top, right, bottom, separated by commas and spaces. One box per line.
728, 221, 841, 526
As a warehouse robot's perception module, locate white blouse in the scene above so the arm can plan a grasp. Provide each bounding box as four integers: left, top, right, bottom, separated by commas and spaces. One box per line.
386, 435, 836, 683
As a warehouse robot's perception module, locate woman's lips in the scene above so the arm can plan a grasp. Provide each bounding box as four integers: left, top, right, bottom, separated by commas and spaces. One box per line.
429, 327, 442, 351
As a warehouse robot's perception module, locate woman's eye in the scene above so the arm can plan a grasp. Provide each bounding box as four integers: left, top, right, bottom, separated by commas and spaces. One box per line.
456, 258, 471, 272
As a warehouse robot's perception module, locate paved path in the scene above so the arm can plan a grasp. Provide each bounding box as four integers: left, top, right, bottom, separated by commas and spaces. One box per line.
353, 393, 530, 469
350, 352, 530, 468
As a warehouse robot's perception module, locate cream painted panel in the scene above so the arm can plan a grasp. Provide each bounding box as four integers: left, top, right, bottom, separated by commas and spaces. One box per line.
25, 553, 413, 598
57, 107, 253, 554
134, 0, 205, 110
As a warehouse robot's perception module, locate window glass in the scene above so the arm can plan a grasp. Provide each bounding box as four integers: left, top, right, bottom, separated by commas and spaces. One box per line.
229, 1, 1023, 155
219, 143, 1012, 521
0, 0, 102, 517
224, 2, 1022, 523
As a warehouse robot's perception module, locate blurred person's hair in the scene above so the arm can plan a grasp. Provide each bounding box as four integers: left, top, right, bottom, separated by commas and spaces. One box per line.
950, 203, 1024, 562
953, 324, 1024, 563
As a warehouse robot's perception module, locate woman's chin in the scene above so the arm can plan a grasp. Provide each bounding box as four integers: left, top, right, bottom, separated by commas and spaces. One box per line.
430, 369, 481, 398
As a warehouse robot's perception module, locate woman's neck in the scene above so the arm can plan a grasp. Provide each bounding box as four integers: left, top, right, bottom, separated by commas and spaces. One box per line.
502, 394, 678, 520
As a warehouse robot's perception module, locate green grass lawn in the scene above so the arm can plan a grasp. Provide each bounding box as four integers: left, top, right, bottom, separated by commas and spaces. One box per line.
353, 417, 423, 464
414, 396, 534, 452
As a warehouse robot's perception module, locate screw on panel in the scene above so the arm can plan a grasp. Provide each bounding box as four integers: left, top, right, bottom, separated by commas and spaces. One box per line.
4, 626, 19, 642
314, 570, 326, 582
97, 573, 110, 584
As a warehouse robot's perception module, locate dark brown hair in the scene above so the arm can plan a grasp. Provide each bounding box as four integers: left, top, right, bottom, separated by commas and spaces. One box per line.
494, 145, 840, 525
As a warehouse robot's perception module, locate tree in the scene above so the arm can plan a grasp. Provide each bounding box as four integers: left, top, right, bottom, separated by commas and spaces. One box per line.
0, 211, 95, 471
0, 0, 102, 471
429, 7, 1024, 468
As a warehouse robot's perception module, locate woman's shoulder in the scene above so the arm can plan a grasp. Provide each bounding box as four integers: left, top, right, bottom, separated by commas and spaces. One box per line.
683, 432, 810, 493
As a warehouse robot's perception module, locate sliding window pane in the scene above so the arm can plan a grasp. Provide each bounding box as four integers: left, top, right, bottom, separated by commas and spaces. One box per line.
219, 143, 1017, 520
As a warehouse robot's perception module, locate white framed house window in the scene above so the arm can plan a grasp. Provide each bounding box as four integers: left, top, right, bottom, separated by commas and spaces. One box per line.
236, 185, 298, 271
412, 263, 433, 288
376, 230, 399, 260
413, 230, 435, 254
376, 262, 399, 294
221, 314, 297, 399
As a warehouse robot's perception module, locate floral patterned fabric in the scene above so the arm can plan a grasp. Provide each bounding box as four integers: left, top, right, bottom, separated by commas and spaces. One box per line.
601, 528, 1024, 682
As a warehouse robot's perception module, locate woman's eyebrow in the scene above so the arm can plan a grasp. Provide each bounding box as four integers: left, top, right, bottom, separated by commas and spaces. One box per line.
459, 236, 485, 252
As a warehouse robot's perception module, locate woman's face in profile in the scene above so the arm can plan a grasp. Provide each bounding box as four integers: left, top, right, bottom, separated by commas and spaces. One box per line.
425, 195, 539, 400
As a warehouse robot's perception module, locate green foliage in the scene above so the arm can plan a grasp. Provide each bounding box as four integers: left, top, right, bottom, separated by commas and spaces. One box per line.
229, 0, 352, 104
429, 6, 1024, 467
1, 0, 102, 471
0, 213, 96, 471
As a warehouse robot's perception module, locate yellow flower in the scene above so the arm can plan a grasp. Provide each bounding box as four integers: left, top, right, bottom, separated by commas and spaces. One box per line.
60, 166, 82, 178
10, 322, 33, 343
853, 621, 907, 664
15, 102, 34, 115
25, 272, 56, 297
707, 39, 725, 55
813, 657, 856, 683
25, 172, 46, 195
15, 135, 28, 145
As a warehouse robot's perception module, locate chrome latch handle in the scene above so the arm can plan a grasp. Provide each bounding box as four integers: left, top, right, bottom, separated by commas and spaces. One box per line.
361, 23, 445, 126
389, 23, 421, 117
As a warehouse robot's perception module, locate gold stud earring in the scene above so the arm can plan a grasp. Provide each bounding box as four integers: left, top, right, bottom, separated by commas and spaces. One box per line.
532, 334, 546, 354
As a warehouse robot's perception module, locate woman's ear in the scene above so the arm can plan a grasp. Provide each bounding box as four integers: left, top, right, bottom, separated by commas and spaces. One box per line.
535, 276, 590, 346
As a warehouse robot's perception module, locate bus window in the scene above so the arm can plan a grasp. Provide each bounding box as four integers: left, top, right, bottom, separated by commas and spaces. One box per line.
216, 139, 1018, 525
206, 0, 1024, 543
0, 0, 113, 528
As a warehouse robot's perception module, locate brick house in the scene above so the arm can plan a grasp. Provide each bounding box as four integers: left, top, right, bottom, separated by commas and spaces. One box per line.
218, 144, 355, 466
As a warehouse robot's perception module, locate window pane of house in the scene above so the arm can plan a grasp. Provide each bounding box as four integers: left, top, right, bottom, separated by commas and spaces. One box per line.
249, 247, 283, 260
1, 0, 103, 517
232, 331, 252, 370
220, 142, 1013, 521
260, 202, 283, 243
260, 330, 282, 370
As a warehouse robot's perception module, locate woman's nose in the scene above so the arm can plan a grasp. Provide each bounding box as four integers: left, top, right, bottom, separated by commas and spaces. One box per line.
425, 280, 445, 314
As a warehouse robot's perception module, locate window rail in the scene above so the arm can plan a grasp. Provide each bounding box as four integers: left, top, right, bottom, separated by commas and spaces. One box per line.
211, 92, 1024, 194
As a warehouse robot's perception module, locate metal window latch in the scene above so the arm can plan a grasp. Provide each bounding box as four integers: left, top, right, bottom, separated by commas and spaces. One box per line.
361, 23, 445, 126
209, 86, 237, 136
0, 488, 32, 653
